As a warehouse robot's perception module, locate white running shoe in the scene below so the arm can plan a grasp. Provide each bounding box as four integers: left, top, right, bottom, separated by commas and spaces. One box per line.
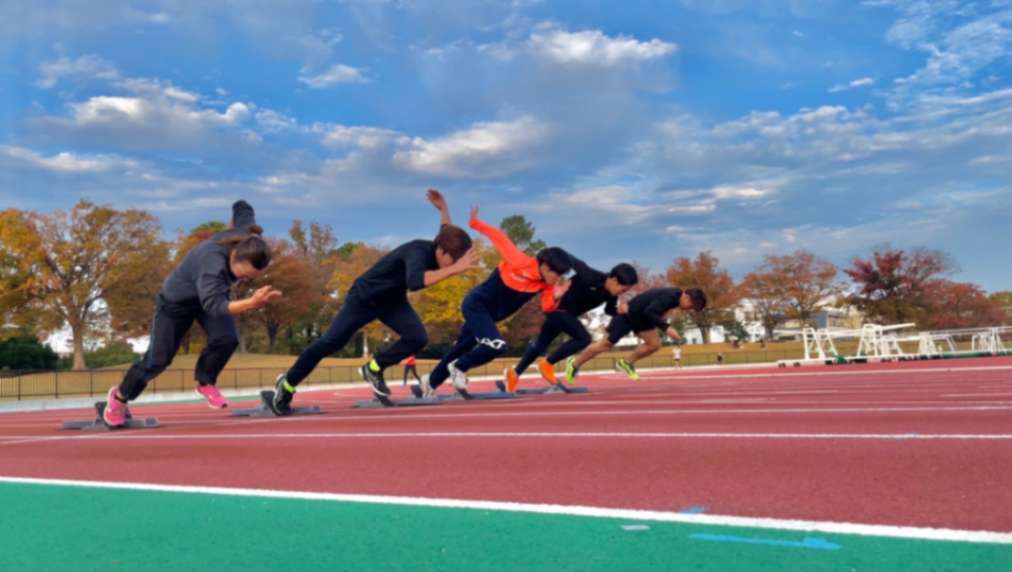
448, 360, 469, 392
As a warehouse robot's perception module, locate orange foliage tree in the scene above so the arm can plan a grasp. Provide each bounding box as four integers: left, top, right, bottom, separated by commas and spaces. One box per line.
665, 252, 739, 343
0, 201, 169, 369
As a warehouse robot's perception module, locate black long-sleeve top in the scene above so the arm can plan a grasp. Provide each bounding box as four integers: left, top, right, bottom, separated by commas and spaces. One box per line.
159, 200, 258, 317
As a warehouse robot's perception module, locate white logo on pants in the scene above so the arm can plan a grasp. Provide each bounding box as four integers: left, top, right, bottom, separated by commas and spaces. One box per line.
476, 337, 507, 350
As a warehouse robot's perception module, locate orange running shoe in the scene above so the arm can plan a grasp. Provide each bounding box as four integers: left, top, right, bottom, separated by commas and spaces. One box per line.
503, 367, 520, 393
537, 358, 558, 385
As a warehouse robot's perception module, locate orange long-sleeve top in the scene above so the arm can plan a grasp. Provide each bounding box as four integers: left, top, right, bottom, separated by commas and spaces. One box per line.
469, 217, 560, 312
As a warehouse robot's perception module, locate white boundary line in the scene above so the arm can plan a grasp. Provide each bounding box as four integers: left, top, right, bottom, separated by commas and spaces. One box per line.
0, 476, 1009, 544
3, 430, 1011, 447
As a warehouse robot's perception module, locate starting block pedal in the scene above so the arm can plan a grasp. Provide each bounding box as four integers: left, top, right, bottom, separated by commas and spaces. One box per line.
231, 390, 323, 418
61, 402, 160, 431
494, 380, 590, 395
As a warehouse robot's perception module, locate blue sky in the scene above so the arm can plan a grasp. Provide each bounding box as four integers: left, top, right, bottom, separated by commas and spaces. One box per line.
1, 0, 1010, 290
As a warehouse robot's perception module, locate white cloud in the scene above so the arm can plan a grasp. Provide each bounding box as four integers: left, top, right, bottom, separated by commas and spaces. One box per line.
36, 55, 119, 88
297, 64, 369, 88
528, 25, 676, 66
65, 95, 249, 130
871, 1, 1012, 106
321, 125, 406, 150
0, 144, 139, 173
667, 202, 717, 215
394, 115, 551, 177
27, 57, 262, 152
829, 77, 875, 93
711, 185, 771, 200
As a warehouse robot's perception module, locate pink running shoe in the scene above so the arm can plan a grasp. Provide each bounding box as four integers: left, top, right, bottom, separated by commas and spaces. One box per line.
196, 384, 229, 409
103, 386, 127, 427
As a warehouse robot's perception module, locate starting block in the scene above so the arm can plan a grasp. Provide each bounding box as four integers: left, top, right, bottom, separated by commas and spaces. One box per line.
61, 402, 160, 431
451, 388, 514, 401
495, 380, 590, 395
231, 390, 323, 418
353, 394, 444, 408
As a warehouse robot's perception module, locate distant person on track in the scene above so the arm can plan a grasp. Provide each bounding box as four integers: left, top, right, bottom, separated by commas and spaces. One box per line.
270, 190, 477, 415
421, 207, 573, 398
103, 200, 282, 427
566, 287, 707, 383
403, 355, 421, 387
504, 257, 638, 391
672, 344, 682, 369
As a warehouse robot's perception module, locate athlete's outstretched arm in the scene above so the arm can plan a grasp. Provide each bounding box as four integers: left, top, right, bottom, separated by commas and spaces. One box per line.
423, 248, 479, 287
427, 189, 452, 226
468, 206, 530, 269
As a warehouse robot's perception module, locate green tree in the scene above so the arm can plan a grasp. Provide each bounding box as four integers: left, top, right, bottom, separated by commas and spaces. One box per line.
85, 340, 140, 369
0, 334, 59, 371
499, 215, 546, 255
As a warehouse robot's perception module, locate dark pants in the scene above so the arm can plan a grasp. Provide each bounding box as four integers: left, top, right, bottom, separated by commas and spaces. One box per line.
606, 314, 655, 344
429, 270, 534, 389
286, 292, 427, 386
118, 296, 238, 401
403, 364, 420, 386
514, 311, 592, 375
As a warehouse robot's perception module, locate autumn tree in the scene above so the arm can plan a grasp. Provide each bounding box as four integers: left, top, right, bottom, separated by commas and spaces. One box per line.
742, 250, 841, 336
845, 247, 953, 325
739, 270, 788, 340
666, 251, 739, 343
990, 291, 1012, 324
287, 220, 341, 346
624, 263, 668, 299
920, 281, 1005, 329
0, 201, 170, 369
237, 239, 322, 352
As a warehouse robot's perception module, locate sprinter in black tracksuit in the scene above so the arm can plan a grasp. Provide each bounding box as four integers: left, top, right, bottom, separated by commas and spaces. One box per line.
505, 256, 638, 390
567, 286, 707, 383
103, 200, 281, 427
270, 190, 475, 413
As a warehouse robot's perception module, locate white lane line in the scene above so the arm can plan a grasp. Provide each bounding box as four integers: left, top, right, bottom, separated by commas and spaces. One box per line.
943, 393, 1012, 397
3, 431, 1012, 446
0, 476, 1008, 544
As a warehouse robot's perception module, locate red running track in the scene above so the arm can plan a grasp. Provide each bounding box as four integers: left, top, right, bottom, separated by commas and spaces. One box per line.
1, 356, 1011, 532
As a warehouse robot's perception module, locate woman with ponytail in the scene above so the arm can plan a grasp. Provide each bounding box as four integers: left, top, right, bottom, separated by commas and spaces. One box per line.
102, 200, 282, 427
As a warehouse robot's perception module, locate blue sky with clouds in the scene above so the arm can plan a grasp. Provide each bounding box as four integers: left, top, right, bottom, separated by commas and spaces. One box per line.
2, 0, 1010, 290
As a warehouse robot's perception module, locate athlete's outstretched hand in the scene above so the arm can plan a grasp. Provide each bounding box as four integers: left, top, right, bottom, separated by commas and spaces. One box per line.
666, 327, 682, 342
251, 285, 283, 308
427, 189, 447, 211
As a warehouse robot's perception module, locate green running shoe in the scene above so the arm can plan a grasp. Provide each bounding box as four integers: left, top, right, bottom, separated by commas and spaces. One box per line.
615, 358, 640, 381
564, 357, 579, 384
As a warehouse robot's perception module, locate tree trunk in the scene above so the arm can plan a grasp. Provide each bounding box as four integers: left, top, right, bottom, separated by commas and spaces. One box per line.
267, 322, 279, 353
237, 319, 247, 353
70, 324, 87, 370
